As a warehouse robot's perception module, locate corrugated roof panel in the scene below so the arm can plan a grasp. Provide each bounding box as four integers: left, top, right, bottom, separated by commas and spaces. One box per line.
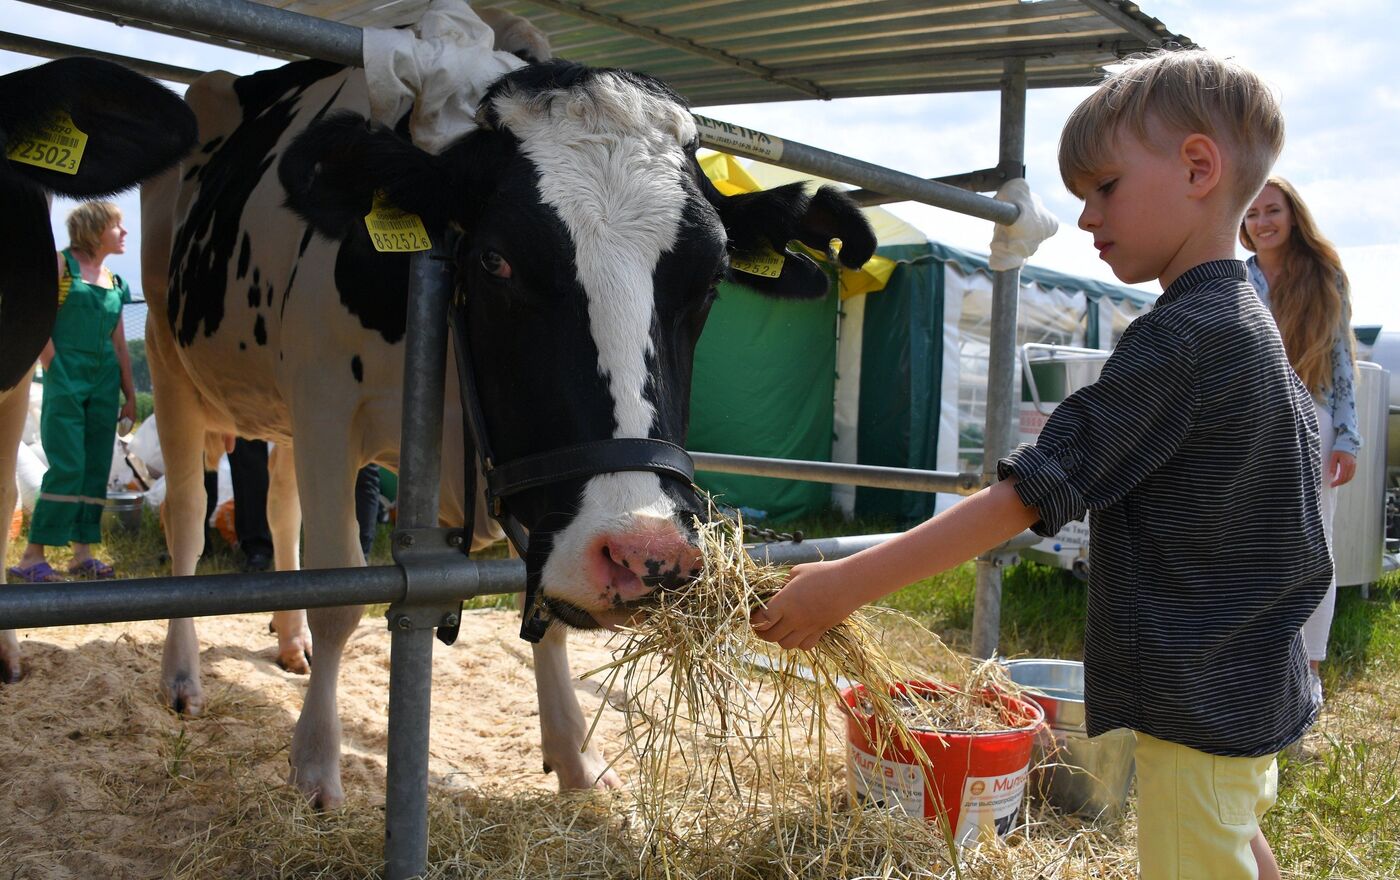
218, 1, 1198, 104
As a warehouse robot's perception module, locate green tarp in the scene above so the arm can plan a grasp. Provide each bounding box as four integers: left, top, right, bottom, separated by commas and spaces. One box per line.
688, 279, 839, 522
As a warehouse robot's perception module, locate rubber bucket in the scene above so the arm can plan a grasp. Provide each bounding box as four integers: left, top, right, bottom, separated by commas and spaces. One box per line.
842, 681, 1044, 845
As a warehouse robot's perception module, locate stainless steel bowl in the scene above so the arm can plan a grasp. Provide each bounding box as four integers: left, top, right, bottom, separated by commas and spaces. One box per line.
103, 491, 145, 534
1003, 658, 1085, 731
1003, 658, 1134, 821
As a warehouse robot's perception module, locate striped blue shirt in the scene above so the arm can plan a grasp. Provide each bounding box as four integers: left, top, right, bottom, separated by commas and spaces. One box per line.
999, 260, 1330, 757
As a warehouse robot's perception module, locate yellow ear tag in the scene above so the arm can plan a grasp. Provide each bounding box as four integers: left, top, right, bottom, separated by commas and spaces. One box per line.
364, 190, 432, 253
6, 110, 88, 175
729, 245, 786, 279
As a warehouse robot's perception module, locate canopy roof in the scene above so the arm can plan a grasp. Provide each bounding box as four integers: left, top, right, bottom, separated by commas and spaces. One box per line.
147, 0, 1193, 106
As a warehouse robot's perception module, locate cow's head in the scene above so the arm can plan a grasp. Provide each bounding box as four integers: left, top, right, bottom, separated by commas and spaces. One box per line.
0, 57, 197, 391
281, 61, 875, 630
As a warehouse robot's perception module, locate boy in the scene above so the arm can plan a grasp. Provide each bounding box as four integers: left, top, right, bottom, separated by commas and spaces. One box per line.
752, 50, 1329, 880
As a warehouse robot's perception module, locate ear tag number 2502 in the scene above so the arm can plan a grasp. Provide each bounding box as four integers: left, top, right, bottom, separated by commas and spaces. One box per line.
364, 190, 432, 253
6, 111, 88, 175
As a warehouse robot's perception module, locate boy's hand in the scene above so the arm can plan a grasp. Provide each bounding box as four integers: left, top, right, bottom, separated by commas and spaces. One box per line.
750, 560, 860, 651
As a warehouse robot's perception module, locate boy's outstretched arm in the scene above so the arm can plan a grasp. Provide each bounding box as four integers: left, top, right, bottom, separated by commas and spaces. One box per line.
750, 478, 1040, 650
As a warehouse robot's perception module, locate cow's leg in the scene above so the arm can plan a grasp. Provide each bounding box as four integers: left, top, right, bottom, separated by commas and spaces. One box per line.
286, 434, 363, 808
267, 442, 311, 674
0, 370, 33, 684
534, 623, 624, 790
148, 324, 211, 716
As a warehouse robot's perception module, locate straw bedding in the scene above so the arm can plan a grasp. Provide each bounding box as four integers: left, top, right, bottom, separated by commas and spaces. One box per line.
0, 520, 1137, 878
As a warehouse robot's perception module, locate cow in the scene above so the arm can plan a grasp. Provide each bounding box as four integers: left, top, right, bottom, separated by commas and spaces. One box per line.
142, 49, 875, 807
0, 57, 197, 684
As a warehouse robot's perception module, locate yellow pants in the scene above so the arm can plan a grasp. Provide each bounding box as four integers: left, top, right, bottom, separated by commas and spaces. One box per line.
1134, 731, 1278, 880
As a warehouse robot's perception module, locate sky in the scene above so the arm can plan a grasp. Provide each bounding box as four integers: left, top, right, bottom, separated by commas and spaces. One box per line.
2, 0, 1395, 328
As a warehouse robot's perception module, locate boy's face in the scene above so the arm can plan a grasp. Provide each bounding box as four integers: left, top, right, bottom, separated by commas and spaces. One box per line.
1071, 130, 1193, 287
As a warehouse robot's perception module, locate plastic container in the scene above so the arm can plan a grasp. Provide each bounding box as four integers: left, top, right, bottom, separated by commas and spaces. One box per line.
103, 491, 145, 534
1002, 659, 1135, 821
842, 681, 1043, 845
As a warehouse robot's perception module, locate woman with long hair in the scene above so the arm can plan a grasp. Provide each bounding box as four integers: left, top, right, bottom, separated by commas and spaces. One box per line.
7, 201, 137, 583
1241, 175, 1360, 705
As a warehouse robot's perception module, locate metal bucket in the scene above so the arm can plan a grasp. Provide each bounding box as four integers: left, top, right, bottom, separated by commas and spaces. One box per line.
103, 491, 145, 534
1003, 659, 1134, 821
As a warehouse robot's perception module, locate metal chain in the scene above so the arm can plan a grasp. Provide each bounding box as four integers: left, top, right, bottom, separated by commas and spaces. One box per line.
740, 520, 804, 544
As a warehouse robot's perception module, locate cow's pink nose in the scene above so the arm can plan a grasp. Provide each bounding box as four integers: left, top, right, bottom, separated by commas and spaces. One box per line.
593, 523, 701, 603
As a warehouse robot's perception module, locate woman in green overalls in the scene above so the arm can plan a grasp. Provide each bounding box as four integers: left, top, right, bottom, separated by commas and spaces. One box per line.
7, 201, 137, 582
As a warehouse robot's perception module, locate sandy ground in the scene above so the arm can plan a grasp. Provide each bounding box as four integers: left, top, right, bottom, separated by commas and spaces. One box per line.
0, 609, 634, 879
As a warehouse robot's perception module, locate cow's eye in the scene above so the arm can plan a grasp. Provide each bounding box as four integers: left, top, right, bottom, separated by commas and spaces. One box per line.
480, 250, 512, 280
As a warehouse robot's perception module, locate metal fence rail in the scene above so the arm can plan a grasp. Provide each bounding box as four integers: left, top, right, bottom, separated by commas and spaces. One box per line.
0, 533, 895, 630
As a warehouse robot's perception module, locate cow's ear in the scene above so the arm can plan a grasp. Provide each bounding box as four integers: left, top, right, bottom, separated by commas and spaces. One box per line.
704, 178, 876, 299
0, 57, 196, 197
279, 111, 455, 240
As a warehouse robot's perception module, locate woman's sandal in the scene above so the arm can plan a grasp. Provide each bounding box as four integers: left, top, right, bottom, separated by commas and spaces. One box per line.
6, 561, 67, 583
67, 558, 116, 580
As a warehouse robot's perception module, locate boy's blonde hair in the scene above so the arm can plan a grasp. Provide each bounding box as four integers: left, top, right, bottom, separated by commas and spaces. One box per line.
66, 200, 122, 256
1059, 49, 1284, 214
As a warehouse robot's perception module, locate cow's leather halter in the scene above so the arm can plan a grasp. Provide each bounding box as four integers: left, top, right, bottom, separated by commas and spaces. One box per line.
444, 238, 697, 643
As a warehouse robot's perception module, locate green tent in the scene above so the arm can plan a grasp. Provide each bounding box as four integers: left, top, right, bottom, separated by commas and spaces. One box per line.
686, 158, 1156, 526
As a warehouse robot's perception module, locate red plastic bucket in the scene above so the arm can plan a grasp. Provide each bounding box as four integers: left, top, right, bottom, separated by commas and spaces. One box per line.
842, 681, 1044, 845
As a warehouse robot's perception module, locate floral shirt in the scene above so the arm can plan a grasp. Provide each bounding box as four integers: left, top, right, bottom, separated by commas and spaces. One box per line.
1245, 255, 1362, 457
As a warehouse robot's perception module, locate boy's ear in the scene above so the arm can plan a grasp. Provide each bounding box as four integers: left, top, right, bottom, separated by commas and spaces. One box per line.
1179, 133, 1223, 200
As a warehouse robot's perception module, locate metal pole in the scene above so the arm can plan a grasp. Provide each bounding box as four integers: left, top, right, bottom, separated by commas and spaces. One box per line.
692, 452, 981, 496
383, 244, 453, 880
0, 29, 202, 83
16, 0, 360, 65
0, 533, 912, 630
693, 112, 1019, 225
972, 59, 1027, 661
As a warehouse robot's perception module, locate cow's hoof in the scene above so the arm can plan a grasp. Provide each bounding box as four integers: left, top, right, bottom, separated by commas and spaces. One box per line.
288, 761, 345, 810
272, 622, 313, 676
163, 675, 205, 717
277, 647, 313, 675
1, 659, 23, 684
593, 767, 624, 791
550, 752, 625, 791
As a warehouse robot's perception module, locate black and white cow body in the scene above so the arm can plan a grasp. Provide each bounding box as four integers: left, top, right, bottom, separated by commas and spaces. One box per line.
0, 58, 196, 684
144, 53, 874, 807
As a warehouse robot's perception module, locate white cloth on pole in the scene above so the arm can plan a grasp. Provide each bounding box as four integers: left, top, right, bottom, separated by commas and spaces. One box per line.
988, 178, 1059, 271
362, 0, 530, 154
15, 441, 46, 512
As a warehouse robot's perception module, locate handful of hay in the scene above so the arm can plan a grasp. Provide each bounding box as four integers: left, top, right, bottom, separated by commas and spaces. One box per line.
581, 509, 1028, 877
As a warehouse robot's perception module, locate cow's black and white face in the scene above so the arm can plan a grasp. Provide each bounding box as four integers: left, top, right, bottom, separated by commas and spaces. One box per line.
282, 62, 874, 629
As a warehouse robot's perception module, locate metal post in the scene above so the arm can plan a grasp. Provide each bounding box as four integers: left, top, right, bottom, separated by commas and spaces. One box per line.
383, 243, 452, 880
17, 0, 360, 65
972, 58, 1027, 661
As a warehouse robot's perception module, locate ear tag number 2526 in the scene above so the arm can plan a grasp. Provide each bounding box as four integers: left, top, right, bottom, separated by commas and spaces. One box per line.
6, 111, 88, 175
364, 191, 432, 253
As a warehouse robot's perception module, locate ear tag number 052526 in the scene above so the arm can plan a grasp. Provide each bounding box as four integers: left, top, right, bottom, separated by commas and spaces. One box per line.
364, 190, 432, 253
6, 111, 88, 175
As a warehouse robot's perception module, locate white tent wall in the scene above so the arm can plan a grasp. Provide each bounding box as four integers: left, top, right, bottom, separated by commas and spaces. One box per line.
832, 251, 1153, 527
